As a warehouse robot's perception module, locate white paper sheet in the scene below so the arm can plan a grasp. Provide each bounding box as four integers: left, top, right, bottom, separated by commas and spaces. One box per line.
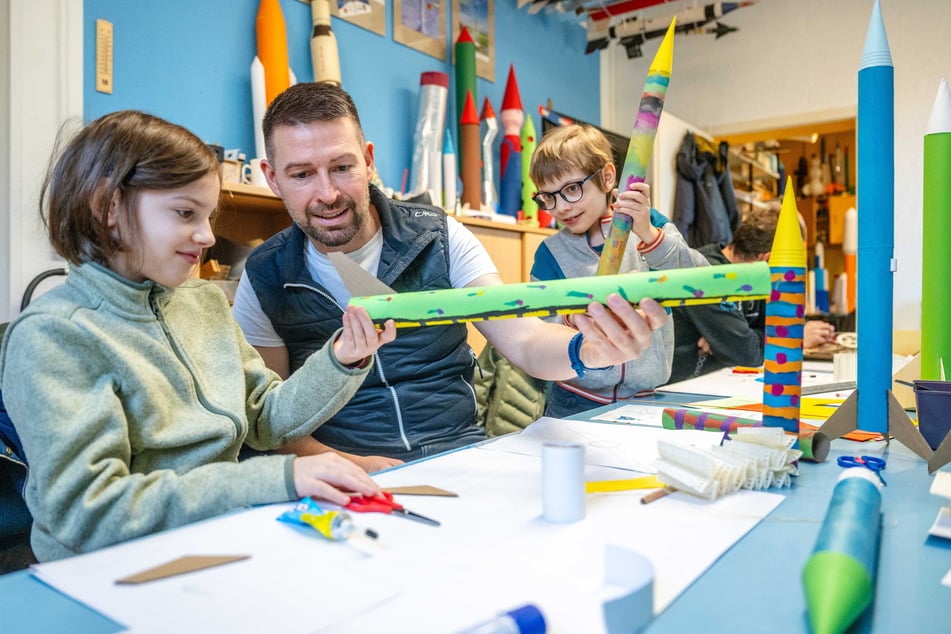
352, 446, 785, 631
32, 505, 400, 633
31, 426, 785, 634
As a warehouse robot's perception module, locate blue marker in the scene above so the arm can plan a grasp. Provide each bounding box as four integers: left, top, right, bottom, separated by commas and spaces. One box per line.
456, 604, 546, 634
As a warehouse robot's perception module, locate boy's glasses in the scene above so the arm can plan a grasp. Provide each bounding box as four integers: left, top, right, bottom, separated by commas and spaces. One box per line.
532, 168, 602, 210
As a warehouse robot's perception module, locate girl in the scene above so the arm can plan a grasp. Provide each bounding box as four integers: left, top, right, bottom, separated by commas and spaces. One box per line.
0, 111, 395, 561
529, 124, 707, 418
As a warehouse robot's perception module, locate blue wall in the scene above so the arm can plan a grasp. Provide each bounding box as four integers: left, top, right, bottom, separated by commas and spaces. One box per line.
83, 0, 599, 190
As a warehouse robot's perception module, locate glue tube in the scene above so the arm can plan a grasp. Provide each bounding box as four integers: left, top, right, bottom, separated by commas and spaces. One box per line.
278, 498, 376, 541
455, 604, 546, 634
299, 510, 355, 541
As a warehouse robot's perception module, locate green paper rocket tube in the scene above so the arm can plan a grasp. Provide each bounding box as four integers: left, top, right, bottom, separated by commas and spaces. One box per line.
596, 18, 675, 276
521, 113, 538, 223
802, 468, 882, 634
661, 408, 761, 433
921, 77, 951, 380
798, 430, 830, 463
349, 261, 769, 327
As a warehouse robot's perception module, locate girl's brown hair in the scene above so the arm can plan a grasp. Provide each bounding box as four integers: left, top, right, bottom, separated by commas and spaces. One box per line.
40, 110, 220, 265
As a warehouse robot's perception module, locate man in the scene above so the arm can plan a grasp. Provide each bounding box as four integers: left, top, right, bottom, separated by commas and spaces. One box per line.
668, 204, 836, 384
232, 83, 667, 471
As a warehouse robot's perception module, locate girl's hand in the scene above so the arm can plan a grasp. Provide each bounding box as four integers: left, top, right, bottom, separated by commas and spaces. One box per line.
333, 306, 396, 367
613, 182, 658, 245
292, 453, 380, 505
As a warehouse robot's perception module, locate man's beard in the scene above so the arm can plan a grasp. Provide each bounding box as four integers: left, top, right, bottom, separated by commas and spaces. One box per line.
297, 195, 366, 248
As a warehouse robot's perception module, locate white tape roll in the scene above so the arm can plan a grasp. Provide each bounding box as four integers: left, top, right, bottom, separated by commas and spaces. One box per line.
542, 441, 586, 523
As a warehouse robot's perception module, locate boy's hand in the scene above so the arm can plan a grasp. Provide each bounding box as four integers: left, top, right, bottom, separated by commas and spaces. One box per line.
333, 306, 396, 367
613, 182, 658, 245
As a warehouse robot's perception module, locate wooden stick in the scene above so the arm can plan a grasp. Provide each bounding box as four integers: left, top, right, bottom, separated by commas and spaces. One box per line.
640, 486, 677, 505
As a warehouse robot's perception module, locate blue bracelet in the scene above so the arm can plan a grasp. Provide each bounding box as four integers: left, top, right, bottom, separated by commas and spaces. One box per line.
567, 331, 610, 378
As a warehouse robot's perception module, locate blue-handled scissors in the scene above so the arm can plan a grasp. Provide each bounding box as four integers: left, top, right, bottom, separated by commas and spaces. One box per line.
837, 455, 887, 486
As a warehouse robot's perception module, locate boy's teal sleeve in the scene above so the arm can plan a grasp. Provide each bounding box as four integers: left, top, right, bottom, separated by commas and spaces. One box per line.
530, 242, 566, 281
649, 207, 670, 228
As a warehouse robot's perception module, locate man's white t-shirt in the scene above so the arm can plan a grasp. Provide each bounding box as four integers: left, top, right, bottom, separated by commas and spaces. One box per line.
232, 216, 498, 347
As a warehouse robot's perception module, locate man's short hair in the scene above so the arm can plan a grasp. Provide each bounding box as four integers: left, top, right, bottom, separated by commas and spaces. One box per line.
262, 83, 364, 159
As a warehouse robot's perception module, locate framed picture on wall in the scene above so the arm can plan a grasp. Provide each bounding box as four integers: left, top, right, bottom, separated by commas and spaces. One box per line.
452, 0, 494, 81
331, 0, 386, 36
393, 0, 446, 59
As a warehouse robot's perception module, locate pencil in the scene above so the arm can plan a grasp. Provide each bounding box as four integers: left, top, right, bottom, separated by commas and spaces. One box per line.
640, 486, 676, 505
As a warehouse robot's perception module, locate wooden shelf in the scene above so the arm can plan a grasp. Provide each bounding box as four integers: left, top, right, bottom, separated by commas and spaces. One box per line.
216, 183, 290, 245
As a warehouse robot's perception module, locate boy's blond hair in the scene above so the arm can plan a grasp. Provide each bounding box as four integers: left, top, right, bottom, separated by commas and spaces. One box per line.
530, 124, 614, 204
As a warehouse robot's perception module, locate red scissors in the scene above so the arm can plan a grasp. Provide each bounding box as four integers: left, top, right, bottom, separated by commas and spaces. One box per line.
346, 492, 441, 527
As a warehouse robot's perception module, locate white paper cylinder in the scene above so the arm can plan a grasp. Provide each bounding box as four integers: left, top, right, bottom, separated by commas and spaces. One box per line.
542, 441, 585, 523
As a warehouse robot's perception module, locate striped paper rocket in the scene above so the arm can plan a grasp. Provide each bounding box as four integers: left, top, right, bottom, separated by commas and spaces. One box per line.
597, 17, 675, 276
762, 178, 806, 438
662, 408, 761, 434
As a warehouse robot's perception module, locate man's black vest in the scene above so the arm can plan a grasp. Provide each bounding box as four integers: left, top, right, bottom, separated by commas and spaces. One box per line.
244, 186, 481, 458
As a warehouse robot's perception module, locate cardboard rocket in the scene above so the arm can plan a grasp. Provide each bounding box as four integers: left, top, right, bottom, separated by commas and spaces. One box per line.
443, 129, 458, 213
252, 0, 295, 159
921, 77, 951, 381
499, 65, 524, 217
347, 261, 771, 327
481, 98, 499, 212
459, 91, 482, 212
521, 114, 539, 223
761, 178, 806, 439
820, 0, 933, 465
802, 468, 882, 634
597, 18, 675, 276
409, 71, 449, 204
310, 0, 341, 86
586, 1, 755, 58
454, 27, 477, 170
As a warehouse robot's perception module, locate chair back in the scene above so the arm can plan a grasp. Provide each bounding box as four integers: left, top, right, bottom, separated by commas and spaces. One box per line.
0, 321, 31, 539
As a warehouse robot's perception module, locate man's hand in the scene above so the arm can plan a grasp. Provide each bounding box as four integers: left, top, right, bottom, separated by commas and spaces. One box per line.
333, 305, 396, 367
354, 455, 405, 474
573, 294, 668, 368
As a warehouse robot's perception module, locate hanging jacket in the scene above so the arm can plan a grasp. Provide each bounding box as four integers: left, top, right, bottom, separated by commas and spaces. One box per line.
673, 132, 740, 248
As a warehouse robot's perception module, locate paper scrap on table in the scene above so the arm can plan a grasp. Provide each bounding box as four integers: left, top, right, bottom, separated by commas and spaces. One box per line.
116, 555, 249, 584
590, 403, 668, 426
586, 475, 663, 493
384, 485, 458, 497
